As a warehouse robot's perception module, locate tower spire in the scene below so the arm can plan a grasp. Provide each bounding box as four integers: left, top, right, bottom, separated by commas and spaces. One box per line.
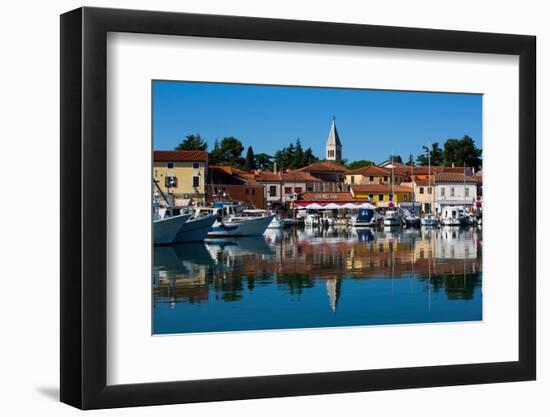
325, 116, 342, 161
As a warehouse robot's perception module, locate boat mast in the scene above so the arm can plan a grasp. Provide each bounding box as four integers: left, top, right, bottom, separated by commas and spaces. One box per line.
428, 140, 432, 215
391, 154, 394, 207
463, 162, 467, 213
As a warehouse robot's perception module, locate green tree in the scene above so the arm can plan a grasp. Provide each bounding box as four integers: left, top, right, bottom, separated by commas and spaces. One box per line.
303, 147, 318, 166
442, 135, 482, 170
211, 136, 245, 167
175, 134, 208, 151
416, 142, 444, 166
346, 160, 374, 170
254, 153, 273, 170
407, 153, 415, 166
244, 146, 256, 170
388, 154, 403, 163
292, 138, 304, 168
209, 139, 222, 165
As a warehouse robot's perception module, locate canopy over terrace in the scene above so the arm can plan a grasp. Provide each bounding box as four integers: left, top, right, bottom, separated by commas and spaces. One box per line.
296, 192, 373, 209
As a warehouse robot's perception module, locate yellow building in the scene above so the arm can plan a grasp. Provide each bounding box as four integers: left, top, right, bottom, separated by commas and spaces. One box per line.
350, 184, 413, 207
345, 165, 408, 190
153, 150, 208, 205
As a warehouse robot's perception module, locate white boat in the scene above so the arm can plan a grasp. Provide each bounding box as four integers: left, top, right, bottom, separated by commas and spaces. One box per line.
383, 209, 402, 227
196, 202, 275, 237
421, 213, 438, 226
242, 209, 284, 229
384, 157, 402, 227
172, 214, 217, 243
440, 206, 463, 226
153, 213, 191, 245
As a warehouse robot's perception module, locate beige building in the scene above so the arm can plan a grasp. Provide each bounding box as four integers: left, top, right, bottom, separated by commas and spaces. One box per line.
153, 150, 208, 205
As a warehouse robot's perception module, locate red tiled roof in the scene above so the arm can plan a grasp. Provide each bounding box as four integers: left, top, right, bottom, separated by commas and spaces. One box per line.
297, 161, 347, 173
346, 165, 390, 176
413, 178, 433, 186
209, 166, 261, 185
351, 184, 413, 193
154, 150, 208, 162
255, 171, 321, 182
298, 192, 370, 202
434, 173, 478, 183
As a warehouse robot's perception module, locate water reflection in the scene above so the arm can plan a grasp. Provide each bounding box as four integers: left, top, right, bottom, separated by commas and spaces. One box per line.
153, 226, 482, 334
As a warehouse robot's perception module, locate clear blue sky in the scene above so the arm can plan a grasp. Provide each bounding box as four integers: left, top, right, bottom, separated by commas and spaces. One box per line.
153, 80, 482, 163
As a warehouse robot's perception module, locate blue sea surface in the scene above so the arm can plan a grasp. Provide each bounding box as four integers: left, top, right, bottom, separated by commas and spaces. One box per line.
153, 226, 482, 334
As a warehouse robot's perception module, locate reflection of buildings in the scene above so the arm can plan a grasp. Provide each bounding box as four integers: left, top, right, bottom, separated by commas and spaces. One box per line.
153, 228, 482, 311
326, 279, 342, 313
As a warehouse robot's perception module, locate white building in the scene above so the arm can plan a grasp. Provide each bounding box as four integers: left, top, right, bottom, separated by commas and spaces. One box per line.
325, 116, 342, 161
434, 173, 478, 213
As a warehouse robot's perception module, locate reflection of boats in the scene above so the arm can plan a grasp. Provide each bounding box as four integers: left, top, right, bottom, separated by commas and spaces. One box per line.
173, 214, 217, 243
350, 206, 378, 227
205, 236, 274, 257
304, 213, 320, 226
421, 213, 438, 227
441, 206, 463, 226
354, 228, 374, 242
154, 243, 215, 272
263, 228, 286, 244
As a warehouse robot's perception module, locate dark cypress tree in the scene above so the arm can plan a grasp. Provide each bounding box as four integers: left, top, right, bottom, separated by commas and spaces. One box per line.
244, 146, 256, 170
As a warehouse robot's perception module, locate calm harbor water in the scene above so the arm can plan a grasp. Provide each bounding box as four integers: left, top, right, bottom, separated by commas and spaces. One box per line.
153, 226, 482, 334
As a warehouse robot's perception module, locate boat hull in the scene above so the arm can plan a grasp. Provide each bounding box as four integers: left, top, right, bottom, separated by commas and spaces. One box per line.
173, 214, 217, 243
405, 218, 421, 227
383, 218, 402, 227
153, 214, 191, 245
208, 215, 275, 237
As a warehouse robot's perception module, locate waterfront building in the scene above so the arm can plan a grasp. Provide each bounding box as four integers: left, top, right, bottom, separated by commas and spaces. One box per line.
254, 170, 321, 208
345, 165, 407, 188
153, 150, 208, 206
433, 172, 478, 213
206, 165, 266, 209
350, 184, 413, 207
295, 191, 371, 207
407, 177, 435, 214
325, 116, 342, 161
296, 161, 347, 192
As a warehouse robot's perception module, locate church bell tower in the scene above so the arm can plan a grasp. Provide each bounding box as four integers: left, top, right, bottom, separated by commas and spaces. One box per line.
325, 116, 342, 161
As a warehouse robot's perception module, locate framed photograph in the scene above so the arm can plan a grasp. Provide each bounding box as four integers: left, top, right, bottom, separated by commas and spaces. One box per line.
60, 7, 536, 409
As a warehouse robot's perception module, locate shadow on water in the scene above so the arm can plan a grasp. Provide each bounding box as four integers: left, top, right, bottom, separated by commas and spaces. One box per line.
153, 226, 482, 333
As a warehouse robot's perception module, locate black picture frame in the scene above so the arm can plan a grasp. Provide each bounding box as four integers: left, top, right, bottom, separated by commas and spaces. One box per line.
60, 6, 536, 410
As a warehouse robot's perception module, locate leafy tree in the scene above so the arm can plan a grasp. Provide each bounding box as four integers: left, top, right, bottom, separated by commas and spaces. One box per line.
209, 136, 244, 167
442, 135, 482, 170
254, 153, 273, 170
175, 134, 208, 151
407, 153, 415, 166
244, 146, 256, 170
346, 160, 374, 170
416, 142, 444, 166
388, 154, 403, 163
